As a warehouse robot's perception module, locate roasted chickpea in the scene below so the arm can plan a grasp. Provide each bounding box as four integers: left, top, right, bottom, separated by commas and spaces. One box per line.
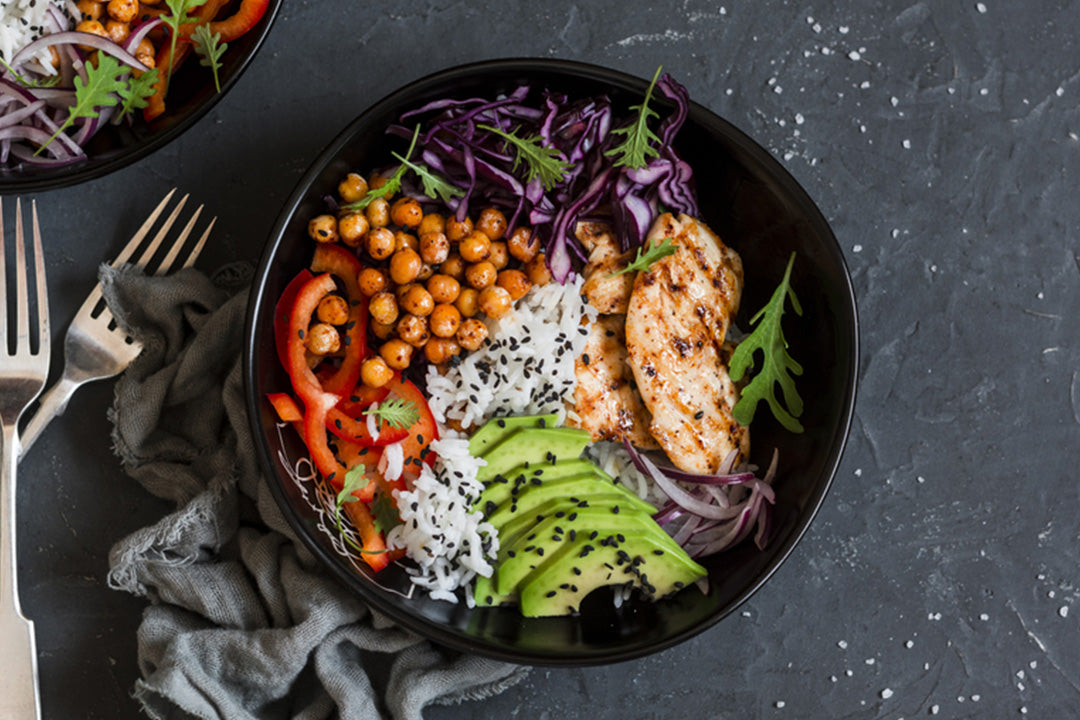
338, 173, 369, 204
488, 241, 509, 270
397, 314, 430, 348
393, 231, 418, 253
106, 0, 137, 22
360, 356, 393, 388
525, 253, 553, 286
394, 283, 415, 301
338, 212, 369, 247
316, 294, 350, 325
369, 173, 389, 191
380, 338, 413, 369
369, 292, 399, 326
507, 226, 539, 263
465, 260, 497, 290
445, 215, 473, 242
371, 320, 395, 340
105, 19, 129, 43
366, 227, 395, 260
75, 19, 108, 49
387, 248, 421, 285
77, 0, 103, 21
365, 197, 390, 228
400, 285, 434, 317
427, 274, 461, 304
455, 287, 480, 318
134, 38, 154, 68
429, 303, 462, 338
459, 231, 491, 263
305, 323, 340, 355
496, 269, 532, 301
457, 318, 489, 351
424, 337, 461, 364
357, 268, 388, 296
417, 263, 435, 281
418, 213, 446, 237
479, 286, 513, 318
390, 197, 423, 228
476, 207, 508, 240
439, 253, 466, 280
417, 231, 448, 265
307, 214, 338, 243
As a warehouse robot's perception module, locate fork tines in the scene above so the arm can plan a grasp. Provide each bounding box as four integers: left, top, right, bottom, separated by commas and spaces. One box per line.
118, 188, 215, 276
0, 198, 49, 359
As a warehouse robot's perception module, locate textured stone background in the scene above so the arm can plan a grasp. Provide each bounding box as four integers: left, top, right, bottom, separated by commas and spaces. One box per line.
16, 1, 1080, 717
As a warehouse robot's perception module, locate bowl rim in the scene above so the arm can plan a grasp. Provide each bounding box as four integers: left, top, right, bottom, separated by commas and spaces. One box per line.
0, 0, 283, 195
244, 57, 860, 666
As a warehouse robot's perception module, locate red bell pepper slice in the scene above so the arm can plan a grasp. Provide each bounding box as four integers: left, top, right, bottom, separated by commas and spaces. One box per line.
266, 392, 303, 422
327, 408, 409, 448
341, 499, 391, 572
274, 269, 314, 370
209, 0, 271, 42
310, 244, 367, 396
384, 375, 439, 470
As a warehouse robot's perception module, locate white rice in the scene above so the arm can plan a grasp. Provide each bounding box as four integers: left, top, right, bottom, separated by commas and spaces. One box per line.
0, 0, 75, 73
386, 434, 496, 604
425, 276, 597, 430
584, 440, 669, 507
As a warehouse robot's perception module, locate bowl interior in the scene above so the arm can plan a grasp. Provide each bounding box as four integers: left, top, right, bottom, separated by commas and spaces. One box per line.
0, 0, 281, 193
245, 59, 858, 665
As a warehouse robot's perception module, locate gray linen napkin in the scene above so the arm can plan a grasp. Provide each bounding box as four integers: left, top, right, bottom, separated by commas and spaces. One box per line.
101, 263, 528, 720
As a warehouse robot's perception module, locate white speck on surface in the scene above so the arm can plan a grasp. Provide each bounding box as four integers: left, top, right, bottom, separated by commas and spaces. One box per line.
865, 658, 875, 665
812, 22, 822, 33
929, 612, 942, 620
839, 25, 849, 33
806, 15, 814, 24
1031, 660, 1038, 669
976, 2, 987, 12
845, 669, 854, 677
773, 85, 783, 94
795, 112, 805, 125
848, 50, 861, 61
1059, 605, 1069, 618
775, 700, 785, 709
890, 96, 899, 107
719, 6, 726, 14
1018, 681, 1026, 691
958, 695, 966, 703
980, 613, 990, 621
838, 640, 848, 649
821, 46, 832, 55
881, 688, 894, 699
1037, 291, 1045, 299
1017, 670, 1025, 679
980, 87, 990, 95
853, 244, 863, 253
972, 695, 981, 702
1056, 86, 1065, 97
741, 610, 752, 617
783, 151, 795, 161
830, 675, 838, 682
917, 476, 926, 483
1021, 707, 1028, 714
924, 662, 931, 670
860, 80, 871, 89
905, 640, 914, 648
902, 139, 911, 149
930, 705, 939, 715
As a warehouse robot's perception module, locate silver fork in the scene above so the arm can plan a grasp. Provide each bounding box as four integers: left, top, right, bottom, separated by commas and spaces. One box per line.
18, 189, 214, 456
0, 198, 49, 720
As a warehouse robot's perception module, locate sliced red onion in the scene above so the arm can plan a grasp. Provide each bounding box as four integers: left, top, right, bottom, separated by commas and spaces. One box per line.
0, 125, 69, 158
12, 31, 151, 73
0, 100, 47, 130
124, 18, 163, 56
9, 144, 84, 167
623, 439, 743, 521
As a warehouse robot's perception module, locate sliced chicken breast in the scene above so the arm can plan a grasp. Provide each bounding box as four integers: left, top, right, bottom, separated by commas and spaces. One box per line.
577, 221, 634, 314
624, 213, 749, 473
569, 315, 659, 449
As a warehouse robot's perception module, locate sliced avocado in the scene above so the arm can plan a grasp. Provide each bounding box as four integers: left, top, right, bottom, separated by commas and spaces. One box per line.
472, 574, 512, 607
473, 458, 598, 514
518, 531, 706, 617
486, 473, 655, 529
475, 427, 591, 483
494, 498, 660, 595
468, 413, 560, 457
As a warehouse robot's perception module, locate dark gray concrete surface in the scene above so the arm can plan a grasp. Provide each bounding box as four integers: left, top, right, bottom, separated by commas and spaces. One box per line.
12, 1, 1080, 717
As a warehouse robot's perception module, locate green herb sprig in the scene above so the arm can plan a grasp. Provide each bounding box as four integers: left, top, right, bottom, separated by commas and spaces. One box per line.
608, 237, 678, 277
478, 124, 572, 190
0, 57, 60, 88
342, 126, 461, 211
605, 65, 663, 169
729, 253, 805, 432
363, 398, 420, 430
192, 24, 227, 93
117, 68, 161, 120
37, 54, 127, 155
341, 127, 419, 212
391, 151, 465, 204
162, 0, 209, 94
334, 466, 388, 555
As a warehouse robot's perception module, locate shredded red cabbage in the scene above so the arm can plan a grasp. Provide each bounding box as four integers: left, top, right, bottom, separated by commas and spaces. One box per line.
387, 73, 698, 282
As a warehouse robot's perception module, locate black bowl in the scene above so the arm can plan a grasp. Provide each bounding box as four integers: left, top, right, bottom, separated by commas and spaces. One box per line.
0, 1, 281, 194
244, 58, 858, 665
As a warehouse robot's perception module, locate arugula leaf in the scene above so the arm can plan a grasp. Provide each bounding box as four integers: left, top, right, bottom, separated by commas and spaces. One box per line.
608, 237, 678, 277
341, 126, 421, 212
363, 398, 420, 431
0, 57, 60, 88
729, 253, 805, 433
191, 24, 227, 93
390, 152, 464, 204
37, 54, 127, 155
605, 65, 663, 169
371, 492, 401, 536
336, 464, 370, 507
162, 0, 209, 94
477, 123, 572, 190
116, 68, 161, 121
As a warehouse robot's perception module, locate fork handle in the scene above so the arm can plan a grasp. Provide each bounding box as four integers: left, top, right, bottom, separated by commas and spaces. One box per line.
0, 423, 43, 719
18, 376, 82, 458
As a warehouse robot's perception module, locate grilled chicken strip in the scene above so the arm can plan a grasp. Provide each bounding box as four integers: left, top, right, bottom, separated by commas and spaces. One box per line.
577, 221, 634, 314
569, 314, 659, 449
625, 213, 749, 473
